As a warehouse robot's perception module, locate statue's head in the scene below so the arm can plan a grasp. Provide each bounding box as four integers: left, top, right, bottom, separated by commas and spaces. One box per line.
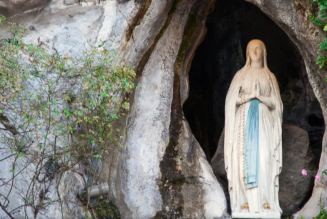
245, 39, 267, 69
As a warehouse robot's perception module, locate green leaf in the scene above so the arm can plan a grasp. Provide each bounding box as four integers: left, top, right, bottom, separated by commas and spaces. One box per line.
319, 42, 327, 50
94, 154, 102, 158
53, 109, 60, 115
100, 91, 108, 97
110, 114, 118, 119
317, 55, 327, 68
75, 110, 83, 116
64, 108, 71, 117
17, 152, 24, 159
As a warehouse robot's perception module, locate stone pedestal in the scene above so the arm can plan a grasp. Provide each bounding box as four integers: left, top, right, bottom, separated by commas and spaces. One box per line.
232, 212, 280, 218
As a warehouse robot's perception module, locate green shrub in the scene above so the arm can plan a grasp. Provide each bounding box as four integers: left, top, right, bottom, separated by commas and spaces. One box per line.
309, 0, 327, 71
0, 14, 135, 217
314, 195, 327, 219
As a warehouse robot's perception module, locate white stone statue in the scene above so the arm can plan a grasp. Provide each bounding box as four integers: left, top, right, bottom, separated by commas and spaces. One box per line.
224, 39, 283, 218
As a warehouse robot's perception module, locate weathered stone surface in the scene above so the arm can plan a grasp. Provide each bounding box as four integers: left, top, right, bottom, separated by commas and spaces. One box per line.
0, 0, 51, 17
0, 0, 230, 218
64, 0, 78, 6
99, 0, 228, 217
98, 0, 229, 217
2, 0, 326, 218
279, 124, 316, 216
0, 1, 133, 218
45, 170, 89, 219
0, 145, 90, 219
211, 124, 316, 216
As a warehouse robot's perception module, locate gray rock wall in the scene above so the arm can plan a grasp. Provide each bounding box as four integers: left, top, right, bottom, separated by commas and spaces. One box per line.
0, 0, 229, 218
99, 0, 229, 217
0, 0, 326, 218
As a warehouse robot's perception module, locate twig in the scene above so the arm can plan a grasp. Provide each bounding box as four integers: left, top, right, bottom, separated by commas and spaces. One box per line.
0, 201, 15, 219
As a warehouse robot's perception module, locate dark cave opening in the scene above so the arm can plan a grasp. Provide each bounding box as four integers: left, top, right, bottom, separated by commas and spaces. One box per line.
183, 0, 325, 215
184, 0, 324, 165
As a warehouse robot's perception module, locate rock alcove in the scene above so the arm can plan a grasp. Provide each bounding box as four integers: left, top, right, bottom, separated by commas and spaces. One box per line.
1, 0, 327, 218
183, 0, 325, 216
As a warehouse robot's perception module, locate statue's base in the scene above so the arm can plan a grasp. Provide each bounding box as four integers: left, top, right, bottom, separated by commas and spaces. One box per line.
232, 212, 280, 219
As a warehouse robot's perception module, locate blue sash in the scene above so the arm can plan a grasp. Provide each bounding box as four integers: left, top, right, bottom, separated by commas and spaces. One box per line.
244, 98, 260, 189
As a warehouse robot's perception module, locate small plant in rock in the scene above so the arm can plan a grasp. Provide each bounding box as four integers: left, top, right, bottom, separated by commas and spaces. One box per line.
309, 0, 327, 71
301, 169, 322, 181
92, 197, 121, 219
301, 168, 327, 181
314, 194, 327, 219
302, 169, 327, 218
0, 14, 135, 218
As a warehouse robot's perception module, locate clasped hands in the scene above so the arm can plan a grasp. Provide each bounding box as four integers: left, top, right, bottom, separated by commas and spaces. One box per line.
238, 82, 261, 105
237, 81, 275, 109
248, 81, 261, 101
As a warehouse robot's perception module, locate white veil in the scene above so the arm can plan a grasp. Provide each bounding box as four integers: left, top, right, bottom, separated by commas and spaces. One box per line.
224, 39, 283, 211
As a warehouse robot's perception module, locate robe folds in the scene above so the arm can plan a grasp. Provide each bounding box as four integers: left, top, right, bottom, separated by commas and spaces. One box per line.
224, 67, 283, 214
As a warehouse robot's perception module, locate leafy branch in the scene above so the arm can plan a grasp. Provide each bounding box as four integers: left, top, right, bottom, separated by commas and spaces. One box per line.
309, 0, 327, 71
0, 14, 135, 218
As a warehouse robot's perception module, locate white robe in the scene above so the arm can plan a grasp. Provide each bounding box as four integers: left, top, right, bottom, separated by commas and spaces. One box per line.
224, 67, 283, 214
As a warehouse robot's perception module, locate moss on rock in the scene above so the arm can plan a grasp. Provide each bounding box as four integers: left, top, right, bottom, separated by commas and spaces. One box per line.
93, 198, 121, 219
176, 14, 197, 68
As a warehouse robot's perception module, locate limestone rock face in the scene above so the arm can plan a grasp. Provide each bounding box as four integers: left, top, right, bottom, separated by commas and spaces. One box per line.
279, 124, 316, 216
0, 0, 51, 17
1, 0, 327, 218
0, 0, 229, 218
211, 124, 316, 216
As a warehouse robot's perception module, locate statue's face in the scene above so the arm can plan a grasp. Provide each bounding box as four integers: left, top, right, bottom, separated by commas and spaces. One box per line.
248, 42, 263, 64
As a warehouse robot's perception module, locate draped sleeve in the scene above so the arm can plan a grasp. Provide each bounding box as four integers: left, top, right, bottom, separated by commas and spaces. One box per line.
269, 72, 283, 185
224, 70, 243, 191
267, 72, 283, 212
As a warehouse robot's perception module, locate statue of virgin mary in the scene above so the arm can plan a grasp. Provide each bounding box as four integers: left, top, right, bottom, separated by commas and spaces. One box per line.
224, 39, 283, 218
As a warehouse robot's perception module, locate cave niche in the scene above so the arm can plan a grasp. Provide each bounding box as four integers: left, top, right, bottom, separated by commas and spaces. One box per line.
184, 0, 324, 164
183, 0, 325, 215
